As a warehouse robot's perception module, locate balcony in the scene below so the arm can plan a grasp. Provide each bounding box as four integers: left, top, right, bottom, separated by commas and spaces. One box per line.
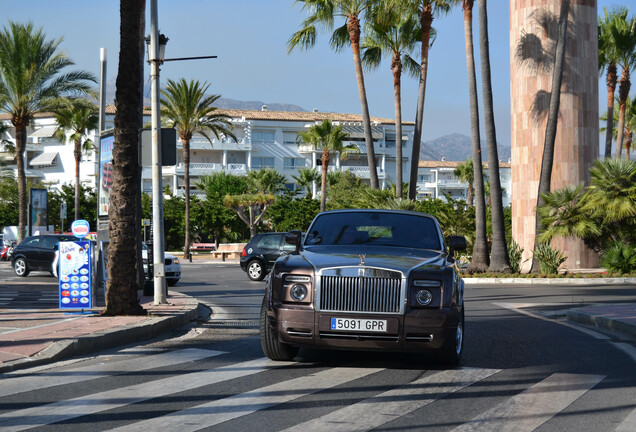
340, 166, 385, 179
437, 179, 468, 188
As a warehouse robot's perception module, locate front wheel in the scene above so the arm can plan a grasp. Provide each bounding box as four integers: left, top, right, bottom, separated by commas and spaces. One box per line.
436, 308, 464, 365
247, 260, 265, 281
14, 258, 29, 277
260, 298, 299, 361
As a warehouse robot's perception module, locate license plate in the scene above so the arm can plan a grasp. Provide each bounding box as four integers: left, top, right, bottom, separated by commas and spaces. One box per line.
331, 317, 387, 333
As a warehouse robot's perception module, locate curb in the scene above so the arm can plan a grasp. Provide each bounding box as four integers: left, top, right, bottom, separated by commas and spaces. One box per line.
464, 277, 636, 286
0, 297, 199, 374
567, 308, 636, 339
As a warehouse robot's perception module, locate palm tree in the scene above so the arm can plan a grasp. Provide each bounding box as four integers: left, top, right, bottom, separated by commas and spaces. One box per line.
453, 159, 474, 207
296, 119, 358, 211
0, 22, 95, 241
601, 94, 636, 159
103, 0, 145, 316
389, 0, 452, 200
478, 0, 510, 273
611, 9, 636, 157
292, 166, 321, 198
362, 9, 420, 198
52, 98, 98, 221
288, 0, 380, 188
248, 168, 287, 195
598, 7, 627, 159
458, 0, 488, 272
160, 78, 236, 259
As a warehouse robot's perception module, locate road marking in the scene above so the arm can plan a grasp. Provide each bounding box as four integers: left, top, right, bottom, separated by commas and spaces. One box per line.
107, 365, 386, 432
0, 348, 225, 398
450, 373, 604, 432
616, 406, 636, 432
281, 368, 500, 432
0, 357, 291, 432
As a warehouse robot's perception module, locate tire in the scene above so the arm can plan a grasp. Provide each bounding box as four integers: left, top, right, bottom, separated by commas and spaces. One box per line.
436, 308, 464, 365
260, 297, 299, 361
167, 279, 179, 287
247, 260, 265, 281
14, 258, 29, 277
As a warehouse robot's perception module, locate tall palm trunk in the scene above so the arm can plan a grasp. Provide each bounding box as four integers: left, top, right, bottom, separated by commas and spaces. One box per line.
183, 139, 192, 258
392, 52, 403, 198
13, 123, 27, 241
478, 0, 510, 273
530, 0, 569, 273
74, 138, 81, 221
408, 4, 433, 200
320, 150, 330, 212
348, 14, 379, 189
604, 63, 617, 158
464, 0, 488, 272
103, 0, 145, 316
616, 68, 631, 157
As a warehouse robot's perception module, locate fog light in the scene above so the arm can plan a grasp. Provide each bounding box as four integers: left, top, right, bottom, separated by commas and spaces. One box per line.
416, 289, 433, 306
290, 284, 307, 301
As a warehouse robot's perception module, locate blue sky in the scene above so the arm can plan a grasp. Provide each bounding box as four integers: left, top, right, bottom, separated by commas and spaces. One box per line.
2, 0, 620, 148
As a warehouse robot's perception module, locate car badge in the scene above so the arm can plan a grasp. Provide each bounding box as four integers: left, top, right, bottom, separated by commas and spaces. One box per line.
359, 254, 366, 266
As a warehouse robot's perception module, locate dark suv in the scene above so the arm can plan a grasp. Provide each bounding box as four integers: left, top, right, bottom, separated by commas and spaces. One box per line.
12, 234, 80, 277
240, 232, 296, 281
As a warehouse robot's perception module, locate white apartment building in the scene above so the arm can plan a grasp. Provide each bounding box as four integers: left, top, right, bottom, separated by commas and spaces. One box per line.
0, 106, 415, 198
416, 160, 512, 207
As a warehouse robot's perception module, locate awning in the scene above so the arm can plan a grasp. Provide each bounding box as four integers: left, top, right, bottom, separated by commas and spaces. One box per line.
28, 126, 57, 138
341, 126, 384, 140
254, 143, 303, 159
29, 152, 58, 167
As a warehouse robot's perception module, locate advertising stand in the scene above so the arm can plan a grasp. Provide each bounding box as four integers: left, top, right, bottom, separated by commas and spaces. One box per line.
58, 220, 94, 313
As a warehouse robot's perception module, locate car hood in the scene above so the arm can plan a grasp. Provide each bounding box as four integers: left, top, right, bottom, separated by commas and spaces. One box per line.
298, 245, 448, 274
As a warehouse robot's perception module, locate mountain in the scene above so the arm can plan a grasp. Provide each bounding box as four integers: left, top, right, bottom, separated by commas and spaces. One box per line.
420, 133, 511, 163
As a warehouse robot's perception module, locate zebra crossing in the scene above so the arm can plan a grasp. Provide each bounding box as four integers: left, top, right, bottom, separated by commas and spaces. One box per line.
0, 289, 58, 307
0, 347, 634, 432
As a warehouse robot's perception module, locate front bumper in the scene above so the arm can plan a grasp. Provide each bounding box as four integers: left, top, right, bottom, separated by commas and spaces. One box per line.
269, 305, 460, 353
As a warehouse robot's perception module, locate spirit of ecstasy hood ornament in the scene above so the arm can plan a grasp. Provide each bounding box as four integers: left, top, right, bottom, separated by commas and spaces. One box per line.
359, 253, 366, 266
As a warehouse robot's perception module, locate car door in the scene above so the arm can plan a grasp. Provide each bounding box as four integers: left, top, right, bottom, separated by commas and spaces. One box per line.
37, 236, 60, 271
258, 234, 284, 269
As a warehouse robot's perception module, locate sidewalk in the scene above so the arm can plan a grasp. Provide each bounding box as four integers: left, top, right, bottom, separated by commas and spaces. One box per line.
0, 278, 634, 374
0, 291, 199, 373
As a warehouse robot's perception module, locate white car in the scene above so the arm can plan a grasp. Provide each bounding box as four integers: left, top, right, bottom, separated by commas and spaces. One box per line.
53, 243, 181, 287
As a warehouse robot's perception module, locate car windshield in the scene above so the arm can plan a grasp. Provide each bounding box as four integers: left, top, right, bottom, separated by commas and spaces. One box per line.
304, 212, 442, 250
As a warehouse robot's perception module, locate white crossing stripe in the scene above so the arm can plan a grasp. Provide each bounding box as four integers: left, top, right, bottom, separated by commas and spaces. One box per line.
0, 348, 225, 398
107, 365, 386, 431
0, 357, 292, 432
616, 406, 636, 432
280, 367, 500, 432
450, 373, 605, 432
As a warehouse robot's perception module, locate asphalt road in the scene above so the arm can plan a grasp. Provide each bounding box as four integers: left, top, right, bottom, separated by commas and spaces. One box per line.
1, 259, 635, 431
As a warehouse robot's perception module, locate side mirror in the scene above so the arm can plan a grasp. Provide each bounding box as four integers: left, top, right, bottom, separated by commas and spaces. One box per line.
448, 235, 467, 258
285, 230, 302, 252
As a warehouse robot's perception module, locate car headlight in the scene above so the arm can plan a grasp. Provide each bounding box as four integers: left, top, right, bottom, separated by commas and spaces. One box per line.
416, 289, 433, 306
173, 258, 179, 264
290, 284, 307, 301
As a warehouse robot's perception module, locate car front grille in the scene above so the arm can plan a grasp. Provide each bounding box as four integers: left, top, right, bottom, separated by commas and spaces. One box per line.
319, 275, 402, 314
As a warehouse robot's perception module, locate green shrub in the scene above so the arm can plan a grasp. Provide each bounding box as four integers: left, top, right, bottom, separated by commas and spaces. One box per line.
601, 241, 636, 274
534, 243, 567, 275
508, 239, 526, 274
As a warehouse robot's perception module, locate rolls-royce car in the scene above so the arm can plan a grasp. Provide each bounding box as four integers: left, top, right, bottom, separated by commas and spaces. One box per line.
260, 209, 467, 364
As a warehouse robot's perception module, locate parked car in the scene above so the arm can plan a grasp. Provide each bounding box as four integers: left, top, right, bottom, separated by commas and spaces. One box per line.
142, 243, 181, 286
240, 232, 297, 281
260, 209, 467, 364
12, 234, 81, 277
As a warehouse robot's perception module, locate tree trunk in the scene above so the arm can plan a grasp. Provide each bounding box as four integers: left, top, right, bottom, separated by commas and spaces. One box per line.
13, 123, 27, 241
103, 0, 145, 316
392, 52, 403, 198
604, 63, 617, 158
347, 14, 379, 189
464, 0, 489, 272
321, 150, 329, 212
184, 139, 191, 258
530, 0, 569, 273
74, 138, 81, 221
479, 0, 511, 273
616, 67, 631, 158
407, 5, 433, 200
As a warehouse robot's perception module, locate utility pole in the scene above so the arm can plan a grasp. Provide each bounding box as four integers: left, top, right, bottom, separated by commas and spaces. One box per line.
148, 0, 167, 304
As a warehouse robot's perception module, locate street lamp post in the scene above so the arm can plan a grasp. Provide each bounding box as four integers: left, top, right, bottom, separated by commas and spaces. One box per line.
146, 0, 167, 305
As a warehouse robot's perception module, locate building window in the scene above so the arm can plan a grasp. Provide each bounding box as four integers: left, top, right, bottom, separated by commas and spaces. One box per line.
386, 133, 395, 148
283, 131, 298, 146
284, 157, 306, 169
252, 157, 275, 168
252, 130, 275, 145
